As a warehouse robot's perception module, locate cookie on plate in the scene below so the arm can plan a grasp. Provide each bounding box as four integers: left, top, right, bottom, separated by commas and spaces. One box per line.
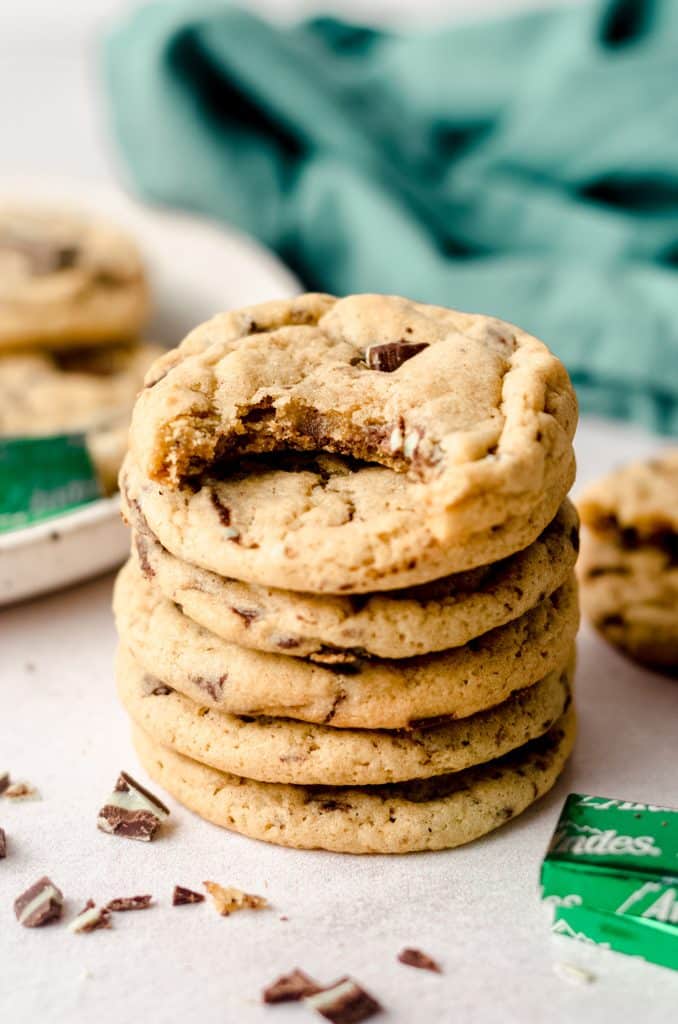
0, 343, 163, 437
117, 643, 574, 786
124, 495, 579, 662
0, 342, 163, 494
126, 294, 576, 593
132, 705, 576, 853
0, 206, 149, 350
578, 451, 678, 672
113, 559, 579, 729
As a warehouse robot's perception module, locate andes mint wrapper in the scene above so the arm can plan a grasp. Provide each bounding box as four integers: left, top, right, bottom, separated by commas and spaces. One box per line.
541, 793, 678, 972
0, 434, 101, 533
552, 904, 678, 974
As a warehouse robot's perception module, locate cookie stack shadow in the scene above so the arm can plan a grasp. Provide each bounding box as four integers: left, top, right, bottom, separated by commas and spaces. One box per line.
113, 293, 579, 854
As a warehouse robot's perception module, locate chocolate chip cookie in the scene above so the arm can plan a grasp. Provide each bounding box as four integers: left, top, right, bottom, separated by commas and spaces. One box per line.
0, 206, 149, 350
0, 342, 163, 493
113, 559, 579, 729
132, 704, 576, 853
125, 492, 578, 661
127, 294, 576, 593
117, 643, 573, 786
578, 451, 678, 671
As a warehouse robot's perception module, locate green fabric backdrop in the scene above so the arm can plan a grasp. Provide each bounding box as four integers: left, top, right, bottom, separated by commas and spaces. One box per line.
106, 0, 678, 432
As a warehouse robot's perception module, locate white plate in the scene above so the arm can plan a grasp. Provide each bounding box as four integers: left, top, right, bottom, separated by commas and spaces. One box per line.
0, 176, 301, 605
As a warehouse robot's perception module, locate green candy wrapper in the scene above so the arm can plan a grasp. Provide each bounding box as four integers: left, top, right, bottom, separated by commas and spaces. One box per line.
0, 435, 102, 533
541, 793, 678, 972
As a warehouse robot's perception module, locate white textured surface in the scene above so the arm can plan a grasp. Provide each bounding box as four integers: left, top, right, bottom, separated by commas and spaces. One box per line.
1, 1, 676, 1020
2, 417, 678, 1024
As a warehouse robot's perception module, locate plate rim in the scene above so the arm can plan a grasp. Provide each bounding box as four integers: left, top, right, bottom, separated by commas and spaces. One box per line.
0, 494, 122, 551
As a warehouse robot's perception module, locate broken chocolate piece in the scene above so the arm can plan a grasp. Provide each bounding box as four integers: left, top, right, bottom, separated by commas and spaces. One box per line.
365, 341, 428, 373
69, 900, 111, 934
263, 969, 322, 1004
305, 977, 382, 1023
106, 894, 152, 912
172, 885, 205, 906
397, 948, 441, 973
97, 771, 170, 842
14, 876, 64, 927
0, 828, 6, 859
4, 781, 39, 800
0, 771, 9, 795
203, 881, 268, 916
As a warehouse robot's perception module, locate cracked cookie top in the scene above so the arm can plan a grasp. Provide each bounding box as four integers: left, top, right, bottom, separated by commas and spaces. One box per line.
132, 293, 575, 504
126, 294, 576, 591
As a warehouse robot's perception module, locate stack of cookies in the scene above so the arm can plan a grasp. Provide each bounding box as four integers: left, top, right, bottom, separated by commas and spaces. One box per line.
0, 206, 160, 493
114, 293, 579, 854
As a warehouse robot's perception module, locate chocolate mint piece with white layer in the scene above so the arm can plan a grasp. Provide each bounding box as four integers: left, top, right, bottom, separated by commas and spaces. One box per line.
106, 895, 152, 912
97, 771, 170, 841
172, 885, 204, 906
263, 969, 322, 1004
305, 977, 382, 1023
397, 947, 441, 973
365, 341, 428, 373
15, 876, 64, 927
69, 900, 111, 934
0, 828, 6, 859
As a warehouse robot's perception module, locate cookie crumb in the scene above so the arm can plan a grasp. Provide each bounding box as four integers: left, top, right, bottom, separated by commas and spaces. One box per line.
203, 881, 268, 916
554, 961, 596, 986
172, 885, 205, 906
15, 876, 63, 927
397, 947, 441, 973
0, 771, 9, 795
0, 828, 6, 859
4, 781, 39, 800
263, 969, 322, 1003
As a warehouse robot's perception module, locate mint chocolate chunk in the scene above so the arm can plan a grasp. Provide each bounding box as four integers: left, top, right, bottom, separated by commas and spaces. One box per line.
172, 885, 205, 906
305, 977, 382, 1022
106, 894, 152, 912
365, 342, 428, 373
97, 771, 170, 842
397, 947, 441, 973
15, 876, 63, 927
263, 969, 322, 1004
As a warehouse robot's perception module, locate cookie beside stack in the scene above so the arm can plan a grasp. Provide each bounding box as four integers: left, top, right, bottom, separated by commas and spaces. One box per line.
0, 206, 159, 493
578, 451, 678, 673
114, 293, 579, 853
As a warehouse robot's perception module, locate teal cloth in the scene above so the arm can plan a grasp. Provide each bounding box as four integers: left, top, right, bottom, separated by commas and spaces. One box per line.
105, 0, 678, 432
